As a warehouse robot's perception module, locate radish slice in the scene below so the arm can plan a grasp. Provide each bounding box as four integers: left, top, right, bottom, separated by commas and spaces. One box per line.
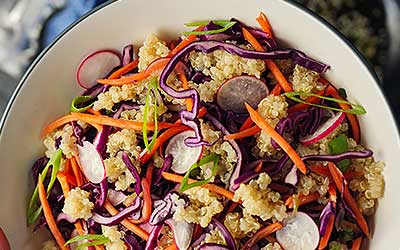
217, 75, 269, 113
165, 131, 203, 174
77, 141, 106, 183
165, 219, 194, 250
107, 189, 128, 206
284, 165, 298, 186
76, 50, 121, 89
299, 112, 345, 146
276, 212, 319, 250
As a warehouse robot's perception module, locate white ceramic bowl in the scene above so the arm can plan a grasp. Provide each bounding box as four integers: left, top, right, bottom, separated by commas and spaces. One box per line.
0, 0, 399, 249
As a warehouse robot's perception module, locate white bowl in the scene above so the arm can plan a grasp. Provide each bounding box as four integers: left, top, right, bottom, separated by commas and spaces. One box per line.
0, 0, 399, 249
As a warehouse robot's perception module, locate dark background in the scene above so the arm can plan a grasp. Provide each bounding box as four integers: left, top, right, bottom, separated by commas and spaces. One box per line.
0, 0, 399, 121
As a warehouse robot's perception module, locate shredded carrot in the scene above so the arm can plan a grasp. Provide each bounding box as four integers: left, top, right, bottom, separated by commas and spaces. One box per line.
104, 200, 149, 240
226, 202, 239, 214
130, 179, 152, 224
285, 192, 320, 209
328, 184, 337, 200
243, 222, 283, 249
87, 108, 101, 116
254, 162, 263, 173
309, 165, 332, 179
242, 27, 293, 93
38, 175, 68, 249
145, 162, 154, 185
64, 159, 72, 175
164, 244, 178, 250
344, 171, 363, 181
169, 26, 203, 56
140, 125, 190, 164
245, 103, 306, 173
327, 162, 370, 238
352, 237, 363, 250
161, 172, 236, 201
108, 59, 139, 80
174, 107, 207, 124
224, 125, 261, 140
288, 89, 325, 114
70, 157, 83, 186
270, 84, 282, 96
239, 117, 254, 131
323, 79, 361, 143
256, 12, 274, 38
319, 213, 335, 250
42, 112, 175, 137
178, 73, 193, 111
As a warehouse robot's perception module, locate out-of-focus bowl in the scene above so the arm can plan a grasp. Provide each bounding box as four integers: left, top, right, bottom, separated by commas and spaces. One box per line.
0, 0, 399, 249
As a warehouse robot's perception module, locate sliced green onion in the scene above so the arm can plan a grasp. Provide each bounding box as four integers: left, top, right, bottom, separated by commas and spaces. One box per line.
65, 234, 110, 250
184, 20, 231, 27
180, 154, 220, 192
70, 96, 93, 113
283, 91, 367, 115
143, 78, 159, 152
27, 149, 62, 225
328, 134, 351, 172
182, 21, 236, 36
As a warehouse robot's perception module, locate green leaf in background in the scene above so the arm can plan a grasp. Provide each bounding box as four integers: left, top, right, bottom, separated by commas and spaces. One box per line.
284, 91, 367, 115
27, 149, 62, 225
180, 154, 220, 192
328, 134, 351, 172
70, 96, 93, 113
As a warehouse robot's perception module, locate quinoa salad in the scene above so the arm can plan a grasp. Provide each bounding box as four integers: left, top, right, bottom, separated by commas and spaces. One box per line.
28, 13, 384, 250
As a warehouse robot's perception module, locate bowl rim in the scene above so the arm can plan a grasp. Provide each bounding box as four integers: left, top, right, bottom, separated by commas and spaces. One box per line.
0, 0, 398, 137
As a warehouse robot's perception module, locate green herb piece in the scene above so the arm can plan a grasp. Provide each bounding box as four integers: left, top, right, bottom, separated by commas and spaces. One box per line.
182, 21, 236, 35
283, 91, 366, 115
338, 88, 347, 98
180, 154, 220, 192
143, 78, 159, 152
328, 134, 351, 172
65, 234, 110, 250
339, 227, 354, 242
184, 20, 231, 27
329, 243, 342, 250
70, 96, 93, 113
27, 149, 62, 225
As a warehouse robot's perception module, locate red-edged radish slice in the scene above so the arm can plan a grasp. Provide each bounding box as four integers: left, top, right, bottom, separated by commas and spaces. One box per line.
299, 112, 345, 146
77, 141, 106, 184
165, 219, 194, 250
107, 189, 128, 206
165, 131, 203, 174
76, 50, 121, 89
216, 75, 269, 113
276, 212, 319, 250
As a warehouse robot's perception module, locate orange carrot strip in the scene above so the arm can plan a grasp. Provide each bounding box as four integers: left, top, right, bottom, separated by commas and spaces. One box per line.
344, 171, 363, 181
270, 84, 282, 96
161, 172, 236, 201
224, 125, 261, 140
103, 200, 149, 240
38, 176, 68, 250
285, 192, 320, 209
145, 162, 154, 185
64, 159, 72, 176
140, 125, 190, 164
178, 73, 193, 111
87, 108, 101, 116
254, 162, 263, 173
323, 81, 361, 143
242, 27, 293, 93
41, 114, 76, 137
327, 162, 370, 238
130, 179, 152, 224
309, 165, 332, 179
243, 222, 283, 249
71, 113, 173, 131
256, 12, 274, 38
226, 202, 239, 214
164, 244, 178, 250
71, 157, 83, 187
108, 59, 139, 80
319, 214, 335, 250
169, 27, 203, 56
352, 237, 362, 250
245, 103, 306, 173
239, 117, 254, 131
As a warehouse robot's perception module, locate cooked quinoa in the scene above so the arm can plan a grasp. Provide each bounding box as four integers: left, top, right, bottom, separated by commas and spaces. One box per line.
31, 16, 385, 250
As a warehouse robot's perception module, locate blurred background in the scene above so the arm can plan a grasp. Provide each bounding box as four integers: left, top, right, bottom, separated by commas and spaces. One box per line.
0, 0, 399, 120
